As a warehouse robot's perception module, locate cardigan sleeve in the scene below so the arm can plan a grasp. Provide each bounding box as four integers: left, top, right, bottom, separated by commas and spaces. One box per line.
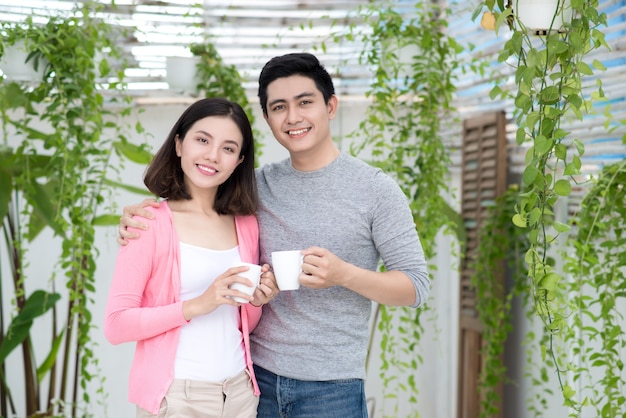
235, 214, 262, 331
104, 208, 188, 345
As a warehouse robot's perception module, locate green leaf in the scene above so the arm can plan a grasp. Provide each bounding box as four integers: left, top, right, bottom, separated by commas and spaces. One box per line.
539, 273, 562, 292
554, 143, 567, 160
553, 221, 570, 233
522, 165, 539, 186
0, 290, 61, 364
103, 179, 153, 196
113, 141, 153, 164
27, 179, 65, 239
489, 85, 502, 100
573, 138, 585, 155
534, 135, 554, 156
592, 59, 606, 71
93, 214, 123, 226
539, 86, 561, 105
554, 179, 572, 196
37, 328, 65, 383
577, 61, 594, 76
516, 127, 527, 145
526, 112, 540, 130
562, 385, 576, 400
0, 82, 29, 109
0, 168, 11, 222
528, 207, 542, 226
512, 213, 527, 228
563, 162, 580, 176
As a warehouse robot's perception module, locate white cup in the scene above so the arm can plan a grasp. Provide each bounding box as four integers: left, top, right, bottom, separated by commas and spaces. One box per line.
271, 250, 303, 291
229, 262, 262, 303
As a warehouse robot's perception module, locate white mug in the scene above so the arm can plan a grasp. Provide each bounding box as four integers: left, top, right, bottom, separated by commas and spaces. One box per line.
229, 262, 262, 303
271, 250, 303, 291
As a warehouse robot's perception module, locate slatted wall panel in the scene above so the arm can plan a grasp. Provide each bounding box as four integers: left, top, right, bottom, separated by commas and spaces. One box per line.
458, 111, 508, 418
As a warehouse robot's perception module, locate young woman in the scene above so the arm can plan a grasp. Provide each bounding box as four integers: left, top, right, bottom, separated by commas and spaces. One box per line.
104, 98, 277, 417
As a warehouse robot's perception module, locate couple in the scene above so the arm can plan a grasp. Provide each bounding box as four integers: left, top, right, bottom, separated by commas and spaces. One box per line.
105, 52, 430, 418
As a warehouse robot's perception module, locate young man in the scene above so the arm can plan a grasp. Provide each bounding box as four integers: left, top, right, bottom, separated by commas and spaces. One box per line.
119, 53, 430, 417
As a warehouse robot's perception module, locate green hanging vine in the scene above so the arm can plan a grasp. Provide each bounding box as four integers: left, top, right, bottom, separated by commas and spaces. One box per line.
563, 160, 626, 416
475, 0, 626, 415
468, 185, 529, 417
345, 2, 465, 415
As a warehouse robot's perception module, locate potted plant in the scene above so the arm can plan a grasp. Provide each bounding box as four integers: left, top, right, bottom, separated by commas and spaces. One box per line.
513, 0, 572, 34
0, 3, 149, 417
0, 39, 47, 82
165, 54, 201, 93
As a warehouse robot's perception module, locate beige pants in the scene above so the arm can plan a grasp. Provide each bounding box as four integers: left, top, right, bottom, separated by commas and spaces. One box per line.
136, 370, 258, 418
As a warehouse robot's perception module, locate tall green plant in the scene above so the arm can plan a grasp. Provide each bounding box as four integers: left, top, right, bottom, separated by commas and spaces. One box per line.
0, 3, 149, 417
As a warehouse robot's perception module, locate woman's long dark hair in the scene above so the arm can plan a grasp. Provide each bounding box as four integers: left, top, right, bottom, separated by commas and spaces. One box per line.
143, 98, 258, 215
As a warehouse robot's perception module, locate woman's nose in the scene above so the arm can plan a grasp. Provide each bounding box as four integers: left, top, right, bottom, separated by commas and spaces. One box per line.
204, 145, 219, 161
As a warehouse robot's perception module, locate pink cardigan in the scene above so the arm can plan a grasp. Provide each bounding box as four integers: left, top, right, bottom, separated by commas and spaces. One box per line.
104, 201, 262, 414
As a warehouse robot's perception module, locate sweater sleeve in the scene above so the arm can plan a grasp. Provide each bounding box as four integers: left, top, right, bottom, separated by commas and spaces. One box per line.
104, 211, 188, 345
372, 173, 431, 308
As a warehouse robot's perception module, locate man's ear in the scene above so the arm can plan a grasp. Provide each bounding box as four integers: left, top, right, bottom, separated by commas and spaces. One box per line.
327, 95, 338, 120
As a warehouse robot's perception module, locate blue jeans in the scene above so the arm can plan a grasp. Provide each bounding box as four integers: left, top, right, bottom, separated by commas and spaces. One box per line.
254, 365, 368, 418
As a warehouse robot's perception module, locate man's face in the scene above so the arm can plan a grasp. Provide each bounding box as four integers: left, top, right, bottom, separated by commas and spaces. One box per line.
263, 75, 337, 156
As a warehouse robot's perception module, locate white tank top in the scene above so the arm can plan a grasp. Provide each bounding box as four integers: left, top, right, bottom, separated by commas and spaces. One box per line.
174, 244, 245, 382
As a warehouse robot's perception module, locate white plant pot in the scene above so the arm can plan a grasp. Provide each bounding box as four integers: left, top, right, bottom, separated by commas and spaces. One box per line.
515, 0, 573, 34
0, 41, 47, 82
166, 56, 201, 93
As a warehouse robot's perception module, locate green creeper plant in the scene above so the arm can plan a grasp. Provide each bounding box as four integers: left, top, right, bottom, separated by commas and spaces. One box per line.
0, 2, 149, 417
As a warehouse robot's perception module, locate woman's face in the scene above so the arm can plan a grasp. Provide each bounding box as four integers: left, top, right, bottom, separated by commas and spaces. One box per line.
175, 115, 244, 196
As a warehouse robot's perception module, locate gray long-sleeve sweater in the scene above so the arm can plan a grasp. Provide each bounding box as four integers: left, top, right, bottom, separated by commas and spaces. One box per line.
250, 152, 430, 381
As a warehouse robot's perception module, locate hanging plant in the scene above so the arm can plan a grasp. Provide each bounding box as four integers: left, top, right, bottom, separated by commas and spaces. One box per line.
474, 0, 615, 413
